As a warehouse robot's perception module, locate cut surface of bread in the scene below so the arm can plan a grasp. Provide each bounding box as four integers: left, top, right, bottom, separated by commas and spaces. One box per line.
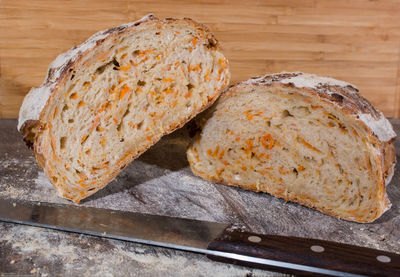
187, 72, 396, 223
18, 15, 230, 203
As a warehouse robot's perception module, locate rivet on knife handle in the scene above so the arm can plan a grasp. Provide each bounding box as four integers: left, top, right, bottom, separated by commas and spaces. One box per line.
207, 228, 400, 276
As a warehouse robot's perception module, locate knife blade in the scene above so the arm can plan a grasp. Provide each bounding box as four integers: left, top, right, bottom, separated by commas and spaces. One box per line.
0, 199, 398, 276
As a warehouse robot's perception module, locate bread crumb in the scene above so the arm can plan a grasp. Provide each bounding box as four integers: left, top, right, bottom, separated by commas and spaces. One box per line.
10, 260, 15, 264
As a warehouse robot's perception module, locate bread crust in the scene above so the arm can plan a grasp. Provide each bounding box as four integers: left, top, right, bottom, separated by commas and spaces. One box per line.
188, 72, 396, 223
19, 15, 229, 202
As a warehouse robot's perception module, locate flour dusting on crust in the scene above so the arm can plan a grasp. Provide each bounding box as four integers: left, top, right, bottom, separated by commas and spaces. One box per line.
358, 113, 396, 142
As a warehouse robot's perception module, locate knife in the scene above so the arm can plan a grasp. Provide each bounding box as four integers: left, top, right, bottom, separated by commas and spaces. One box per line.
0, 199, 398, 276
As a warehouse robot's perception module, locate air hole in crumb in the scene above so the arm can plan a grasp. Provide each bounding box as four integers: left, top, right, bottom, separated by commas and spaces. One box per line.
137, 121, 144, 129
133, 50, 140, 56
266, 121, 271, 127
117, 121, 122, 132
187, 83, 194, 90
70, 74, 75, 80
112, 57, 120, 70
293, 168, 298, 176
282, 110, 293, 118
123, 108, 130, 118
88, 188, 95, 191
138, 80, 146, 86
60, 137, 67, 149
52, 176, 58, 183
120, 138, 124, 142
62, 105, 69, 112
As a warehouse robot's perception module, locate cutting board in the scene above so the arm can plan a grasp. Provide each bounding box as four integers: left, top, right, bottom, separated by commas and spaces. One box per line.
0, 118, 399, 276
1, 0, 400, 118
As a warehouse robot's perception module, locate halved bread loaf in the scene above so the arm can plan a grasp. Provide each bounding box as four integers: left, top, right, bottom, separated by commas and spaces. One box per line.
18, 15, 230, 203
187, 72, 396, 223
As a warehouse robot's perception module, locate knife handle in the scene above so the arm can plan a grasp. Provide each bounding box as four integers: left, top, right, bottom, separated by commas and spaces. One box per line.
207, 228, 400, 276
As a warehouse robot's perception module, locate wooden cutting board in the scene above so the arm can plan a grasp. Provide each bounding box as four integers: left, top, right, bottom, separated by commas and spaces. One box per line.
1, 0, 400, 118
0, 118, 399, 276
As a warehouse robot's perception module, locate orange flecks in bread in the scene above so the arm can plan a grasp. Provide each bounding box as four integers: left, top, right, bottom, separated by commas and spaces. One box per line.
261, 134, 275, 149
206, 149, 213, 156
119, 84, 131, 99
279, 167, 287, 174
97, 51, 110, 61
146, 135, 152, 142
299, 137, 320, 152
216, 168, 224, 177
235, 137, 240, 142
100, 137, 107, 147
119, 153, 131, 164
192, 37, 198, 47
204, 70, 210, 81
244, 110, 262, 121
70, 93, 78, 99
245, 139, 253, 154
244, 110, 254, 120
352, 128, 359, 137
78, 101, 85, 107
117, 64, 131, 71
165, 89, 175, 94
163, 78, 174, 83
156, 54, 161, 61
189, 64, 200, 71
328, 122, 335, 127
113, 118, 119, 124
218, 58, 228, 68
297, 166, 305, 171
109, 87, 117, 94
81, 135, 88, 144
185, 90, 191, 98
172, 100, 178, 108
213, 146, 220, 156
52, 107, 59, 119
149, 90, 156, 96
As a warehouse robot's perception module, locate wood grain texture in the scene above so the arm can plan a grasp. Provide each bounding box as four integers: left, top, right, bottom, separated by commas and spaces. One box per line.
1, 0, 400, 117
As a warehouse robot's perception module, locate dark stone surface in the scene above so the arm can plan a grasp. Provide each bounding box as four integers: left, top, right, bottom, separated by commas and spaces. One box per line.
0, 118, 399, 276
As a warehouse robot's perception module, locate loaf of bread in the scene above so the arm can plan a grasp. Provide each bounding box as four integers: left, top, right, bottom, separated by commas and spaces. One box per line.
18, 15, 230, 203
187, 72, 396, 223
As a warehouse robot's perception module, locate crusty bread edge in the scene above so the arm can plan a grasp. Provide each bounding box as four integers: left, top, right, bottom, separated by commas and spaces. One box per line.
19, 14, 230, 202
188, 72, 396, 223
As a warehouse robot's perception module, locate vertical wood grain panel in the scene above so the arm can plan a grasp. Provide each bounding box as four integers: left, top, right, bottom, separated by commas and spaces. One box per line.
1, 0, 399, 117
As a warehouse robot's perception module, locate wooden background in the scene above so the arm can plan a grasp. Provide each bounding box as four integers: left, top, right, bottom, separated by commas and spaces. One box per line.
1, 0, 400, 118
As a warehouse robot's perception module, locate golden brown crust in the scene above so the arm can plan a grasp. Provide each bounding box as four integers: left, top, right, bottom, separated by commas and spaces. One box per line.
188, 73, 396, 223
24, 15, 228, 203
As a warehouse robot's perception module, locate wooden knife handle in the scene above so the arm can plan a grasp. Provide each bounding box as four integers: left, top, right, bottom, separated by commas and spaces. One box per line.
207, 228, 400, 276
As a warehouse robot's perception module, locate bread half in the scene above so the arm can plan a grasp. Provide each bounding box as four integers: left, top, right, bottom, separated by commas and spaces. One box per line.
18, 15, 230, 203
187, 72, 396, 223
